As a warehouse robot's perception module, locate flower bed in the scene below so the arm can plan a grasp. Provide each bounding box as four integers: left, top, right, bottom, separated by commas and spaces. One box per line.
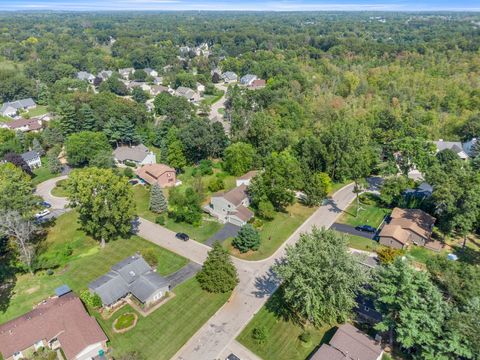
112, 312, 138, 333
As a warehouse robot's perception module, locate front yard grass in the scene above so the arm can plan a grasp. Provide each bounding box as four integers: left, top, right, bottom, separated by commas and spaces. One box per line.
224, 203, 316, 260
201, 91, 224, 105
0, 211, 188, 323
237, 290, 335, 360
338, 194, 389, 229
345, 234, 379, 252
132, 185, 222, 242
20, 105, 49, 118
94, 278, 230, 360
31, 158, 60, 185
50, 179, 69, 197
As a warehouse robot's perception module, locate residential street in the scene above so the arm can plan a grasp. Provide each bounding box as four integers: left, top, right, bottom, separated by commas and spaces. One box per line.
208, 83, 230, 133
36, 177, 358, 360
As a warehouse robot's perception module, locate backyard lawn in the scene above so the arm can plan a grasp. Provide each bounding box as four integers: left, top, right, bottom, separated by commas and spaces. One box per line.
0, 211, 188, 323
20, 105, 49, 118
237, 290, 335, 360
224, 203, 316, 260
201, 91, 224, 105
31, 158, 60, 185
132, 185, 222, 242
338, 194, 389, 229
94, 278, 230, 360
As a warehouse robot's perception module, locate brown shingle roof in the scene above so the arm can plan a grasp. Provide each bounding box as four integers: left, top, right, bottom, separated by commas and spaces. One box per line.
0, 293, 107, 360
237, 170, 258, 181
378, 224, 411, 245
223, 184, 249, 206
136, 163, 175, 185
5, 118, 43, 131
229, 205, 254, 222
390, 208, 435, 239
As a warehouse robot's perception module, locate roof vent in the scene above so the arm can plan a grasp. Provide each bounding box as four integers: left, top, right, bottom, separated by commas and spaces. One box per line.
129, 271, 136, 277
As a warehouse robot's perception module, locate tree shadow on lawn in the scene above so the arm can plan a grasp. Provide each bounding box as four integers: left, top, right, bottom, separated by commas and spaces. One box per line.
0, 237, 18, 313
305, 326, 338, 360
452, 244, 480, 265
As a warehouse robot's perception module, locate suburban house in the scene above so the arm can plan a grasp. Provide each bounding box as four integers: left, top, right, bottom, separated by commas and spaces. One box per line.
249, 79, 266, 89
378, 208, 436, 249
21, 151, 41, 169
153, 76, 164, 85
175, 86, 199, 102
311, 323, 383, 360
240, 74, 257, 86
0, 293, 108, 360
144, 68, 158, 77
222, 71, 238, 83
206, 184, 254, 226
128, 81, 151, 92
0, 98, 36, 118
97, 70, 113, 80
150, 84, 169, 96
136, 163, 177, 187
119, 67, 134, 80
236, 170, 258, 187
113, 144, 156, 166
76, 71, 95, 84
1, 118, 43, 132
88, 254, 170, 307
434, 139, 469, 160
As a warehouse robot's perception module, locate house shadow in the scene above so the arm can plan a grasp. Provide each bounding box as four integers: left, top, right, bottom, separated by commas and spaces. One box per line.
0, 237, 18, 313
305, 326, 338, 360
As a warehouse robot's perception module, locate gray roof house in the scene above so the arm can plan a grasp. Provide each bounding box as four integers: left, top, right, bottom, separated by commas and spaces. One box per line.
119, 68, 134, 80
435, 139, 469, 160
21, 150, 41, 169
113, 144, 156, 166
76, 71, 95, 83
144, 68, 158, 77
0, 98, 36, 117
222, 71, 238, 83
240, 74, 257, 86
89, 254, 170, 307
206, 184, 254, 226
175, 86, 199, 102
97, 70, 113, 80
311, 323, 383, 360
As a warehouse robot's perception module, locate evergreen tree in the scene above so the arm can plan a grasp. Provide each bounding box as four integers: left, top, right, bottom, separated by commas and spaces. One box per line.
149, 183, 167, 213
232, 224, 261, 253
59, 101, 77, 136
167, 140, 187, 169
47, 148, 63, 174
16, 131, 28, 152
80, 104, 97, 131
196, 242, 238, 293
37, 83, 50, 105
32, 138, 44, 155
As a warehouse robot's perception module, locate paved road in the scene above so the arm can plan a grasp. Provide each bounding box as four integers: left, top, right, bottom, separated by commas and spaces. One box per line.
209, 83, 230, 133
173, 183, 357, 360
205, 223, 241, 247
35, 175, 69, 209
330, 222, 376, 239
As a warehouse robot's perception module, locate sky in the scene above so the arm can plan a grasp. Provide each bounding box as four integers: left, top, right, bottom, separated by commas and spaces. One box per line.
0, 0, 479, 12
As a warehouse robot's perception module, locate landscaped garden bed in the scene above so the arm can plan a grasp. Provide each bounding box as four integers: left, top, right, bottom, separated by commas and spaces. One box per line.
113, 312, 138, 333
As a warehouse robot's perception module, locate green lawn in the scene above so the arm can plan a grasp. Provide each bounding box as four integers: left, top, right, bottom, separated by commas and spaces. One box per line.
329, 180, 353, 195
0, 211, 188, 323
338, 194, 389, 229
20, 105, 49, 118
132, 185, 222, 243
51, 179, 69, 197
346, 234, 379, 252
224, 203, 316, 260
31, 158, 60, 185
94, 278, 230, 360
114, 313, 136, 330
201, 91, 224, 105
237, 290, 335, 360
218, 107, 225, 115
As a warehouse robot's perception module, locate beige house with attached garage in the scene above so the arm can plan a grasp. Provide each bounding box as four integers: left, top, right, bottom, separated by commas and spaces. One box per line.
0, 293, 108, 360
136, 163, 177, 187
113, 144, 156, 166
378, 208, 436, 249
206, 184, 254, 226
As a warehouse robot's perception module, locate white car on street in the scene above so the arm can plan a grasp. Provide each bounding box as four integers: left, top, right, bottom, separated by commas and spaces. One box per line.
35, 209, 51, 219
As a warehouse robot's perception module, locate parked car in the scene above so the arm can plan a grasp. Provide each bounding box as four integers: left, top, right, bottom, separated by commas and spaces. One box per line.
39, 201, 52, 208
175, 232, 189, 241
355, 225, 376, 233
128, 179, 139, 185
35, 209, 50, 219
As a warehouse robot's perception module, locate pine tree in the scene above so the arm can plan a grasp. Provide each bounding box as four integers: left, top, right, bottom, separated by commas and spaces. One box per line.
47, 148, 63, 174
80, 104, 97, 131
32, 138, 44, 155
167, 140, 187, 169
196, 242, 238, 293
37, 84, 50, 106
232, 224, 261, 253
59, 102, 77, 136
149, 183, 167, 213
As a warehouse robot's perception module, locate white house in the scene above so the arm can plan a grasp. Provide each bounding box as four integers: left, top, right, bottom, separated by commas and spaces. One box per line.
206, 184, 254, 226
21, 151, 41, 169
76, 71, 95, 84
144, 68, 158, 77
240, 74, 258, 86
113, 144, 156, 166
434, 139, 469, 160
236, 170, 258, 187
119, 68, 134, 80
222, 71, 238, 83
0, 98, 36, 118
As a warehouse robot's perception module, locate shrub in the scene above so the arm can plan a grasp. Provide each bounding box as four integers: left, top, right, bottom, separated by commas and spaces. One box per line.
232, 224, 261, 253
63, 244, 73, 257
198, 159, 213, 175
142, 248, 158, 267
376, 246, 404, 264
208, 177, 224, 192
124, 160, 137, 167
46, 269, 54, 276
124, 167, 134, 178
80, 289, 102, 308
252, 218, 264, 229
155, 215, 166, 225
299, 331, 311, 343
257, 200, 275, 220
252, 326, 268, 344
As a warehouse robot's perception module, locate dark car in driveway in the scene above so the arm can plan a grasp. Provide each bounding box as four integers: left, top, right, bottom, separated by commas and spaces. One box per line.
355, 225, 376, 233
176, 232, 190, 241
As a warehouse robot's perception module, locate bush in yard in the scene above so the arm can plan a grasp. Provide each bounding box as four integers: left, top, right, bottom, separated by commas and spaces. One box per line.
142, 248, 158, 267
150, 183, 167, 213
252, 326, 268, 344
208, 177, 224, 192
80, 290, 102, 308
196, 242, 238, 293
232, 224, 261, 253
124, 160, 136, 167
198, 159, 213, 175
257, 200, 275, 220
155, 214, 166, 225
123, 167, 134, 178
299, 331, 312, 343
376, 246, 404, 264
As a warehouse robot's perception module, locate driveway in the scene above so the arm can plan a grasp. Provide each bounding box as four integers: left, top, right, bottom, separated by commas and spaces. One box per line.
209, 83, 230, 133
330, 223, 376, 239
35, 175, 69, 210
205, 223, 241, 247
166, 262, 202, 289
